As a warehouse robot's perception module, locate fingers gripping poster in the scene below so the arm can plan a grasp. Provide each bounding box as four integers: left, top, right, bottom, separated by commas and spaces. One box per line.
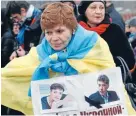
31, 67, 128, 116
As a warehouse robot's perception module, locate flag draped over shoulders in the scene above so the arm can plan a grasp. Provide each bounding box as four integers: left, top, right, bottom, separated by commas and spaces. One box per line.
1, 47, 40, 115
28, 25, 115, 96
2, 25, 134, 115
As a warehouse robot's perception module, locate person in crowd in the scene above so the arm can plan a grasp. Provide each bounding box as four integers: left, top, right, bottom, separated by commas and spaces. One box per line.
40, 2, 51, 12
60, 0, 78, 18
128, 18, 136, 46
1, 23, 23, 115
89, 75, 119, 105
1, 7, 16, 66
128, 18, 136, 84
1, 8, 12, 37
1, 22, 20, 68
1, 1, 42, 115
39, 1, 78, 44
125, 20, 131, 38
5, 1, 42, 61
1, 2, 115, 115
105, 0, 125, 32
78, 1, 135, 73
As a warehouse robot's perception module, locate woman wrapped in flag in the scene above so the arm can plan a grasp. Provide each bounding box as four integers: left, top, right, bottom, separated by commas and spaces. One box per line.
1, 2, 134, 115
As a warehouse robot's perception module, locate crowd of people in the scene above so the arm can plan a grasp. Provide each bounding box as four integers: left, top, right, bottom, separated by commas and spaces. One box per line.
1, 0, 136, 115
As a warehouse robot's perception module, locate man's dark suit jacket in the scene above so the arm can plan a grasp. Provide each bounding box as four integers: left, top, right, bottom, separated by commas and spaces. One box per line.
89, 91, 119, 104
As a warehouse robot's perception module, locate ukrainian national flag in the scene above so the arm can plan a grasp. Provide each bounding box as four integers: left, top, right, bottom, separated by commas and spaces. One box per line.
1, 25, 135, 114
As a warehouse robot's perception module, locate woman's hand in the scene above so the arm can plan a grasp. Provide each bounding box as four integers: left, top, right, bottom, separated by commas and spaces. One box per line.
9, 46, 26, 61
16, 46, 26, 57
9, 51, 17, 61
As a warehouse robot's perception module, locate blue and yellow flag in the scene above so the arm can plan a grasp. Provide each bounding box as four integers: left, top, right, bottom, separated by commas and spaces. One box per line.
1, 25, 135, 114
28, 25, 115, 96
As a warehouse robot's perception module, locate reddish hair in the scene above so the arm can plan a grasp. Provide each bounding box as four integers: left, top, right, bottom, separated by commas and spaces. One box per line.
41, 2, 77, 31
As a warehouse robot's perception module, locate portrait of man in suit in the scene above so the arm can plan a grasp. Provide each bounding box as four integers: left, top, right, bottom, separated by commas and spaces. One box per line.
89, 74, 119, 105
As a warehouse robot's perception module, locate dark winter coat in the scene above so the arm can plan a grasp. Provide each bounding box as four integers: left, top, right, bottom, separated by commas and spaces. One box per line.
1, 8, 12, 37
23, 12, 42, 51
100, 23, 135, 70
1, 30, 19, 67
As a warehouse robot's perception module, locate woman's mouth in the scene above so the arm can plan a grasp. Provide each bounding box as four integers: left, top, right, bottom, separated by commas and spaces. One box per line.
52, 43, 62, 47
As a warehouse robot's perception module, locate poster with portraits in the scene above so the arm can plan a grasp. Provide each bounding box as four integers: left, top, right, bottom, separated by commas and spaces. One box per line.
31, 67, 128, 116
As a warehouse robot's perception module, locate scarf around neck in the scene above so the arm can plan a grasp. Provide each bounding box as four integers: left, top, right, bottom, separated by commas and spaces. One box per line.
28, 25, 99, 96
16, 7, 41, 46
79, 21, 110, 35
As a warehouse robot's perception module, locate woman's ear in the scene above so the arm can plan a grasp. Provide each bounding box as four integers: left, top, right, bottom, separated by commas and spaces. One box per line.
73, 30, 75, 35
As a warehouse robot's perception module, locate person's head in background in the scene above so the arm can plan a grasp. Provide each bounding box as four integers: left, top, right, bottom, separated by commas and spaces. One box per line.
6, 1, 30, 23
125, 25, 130, 33
125, 20, 130, 33
105, 0, 112, 7
40, 2, 51, 12
41, 2, 77, 51
78, 1, 106, 27
125, 20, 131, 38
60, 0, 78, 18
97, 75, 109, 96
129, 18, 136, 34
49, 83, 64, 102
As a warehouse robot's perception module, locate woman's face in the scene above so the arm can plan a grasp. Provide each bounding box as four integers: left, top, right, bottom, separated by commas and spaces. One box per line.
50, 89, 63, 102
85, 2, 105, 26
45, 25, 72, 51
13, 23, 20, 35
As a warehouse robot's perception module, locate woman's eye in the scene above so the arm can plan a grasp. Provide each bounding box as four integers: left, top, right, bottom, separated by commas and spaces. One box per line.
90, 7, 96, 9
100, 6, 104, 10
46, 32, 52, 35
57, 30, 63, 33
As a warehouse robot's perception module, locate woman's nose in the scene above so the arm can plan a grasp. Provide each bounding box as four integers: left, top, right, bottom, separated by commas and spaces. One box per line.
51, 34, 59, 41
95, 8, 101, 13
